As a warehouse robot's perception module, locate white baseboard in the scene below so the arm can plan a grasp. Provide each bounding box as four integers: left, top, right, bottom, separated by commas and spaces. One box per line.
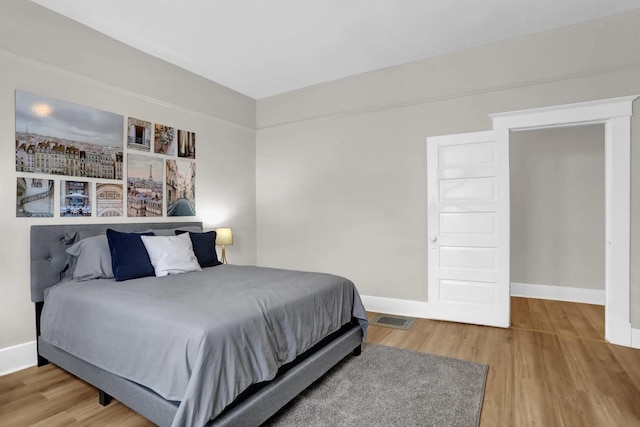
511, 282, 605, 305
0, 341, 37, 376
360, 295, 429, 319
632, 329, 640, 349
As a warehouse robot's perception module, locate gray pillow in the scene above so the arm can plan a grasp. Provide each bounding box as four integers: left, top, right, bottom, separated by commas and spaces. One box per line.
65, 235, 114, 281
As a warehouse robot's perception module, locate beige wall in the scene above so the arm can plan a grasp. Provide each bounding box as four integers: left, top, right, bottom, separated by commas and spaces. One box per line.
0, 1, 257, 350
256, 10, 640, 327
510, 125, 605, 290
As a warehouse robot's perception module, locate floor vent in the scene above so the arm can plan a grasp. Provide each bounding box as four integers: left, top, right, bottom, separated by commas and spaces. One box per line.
370, 314, 416, 330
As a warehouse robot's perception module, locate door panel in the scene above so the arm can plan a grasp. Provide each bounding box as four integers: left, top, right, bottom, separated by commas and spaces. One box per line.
439, 141, 496, 166
439, 279, 496, 304
427, 129, 510, 328
440, 212, 496, 235
439, 177, 497, 200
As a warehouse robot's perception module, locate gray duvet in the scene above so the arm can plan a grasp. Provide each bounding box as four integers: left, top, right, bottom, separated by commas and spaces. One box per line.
41, 265, 367, 427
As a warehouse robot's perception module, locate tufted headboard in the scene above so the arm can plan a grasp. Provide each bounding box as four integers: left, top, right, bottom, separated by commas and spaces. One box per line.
30, 221, 203, 303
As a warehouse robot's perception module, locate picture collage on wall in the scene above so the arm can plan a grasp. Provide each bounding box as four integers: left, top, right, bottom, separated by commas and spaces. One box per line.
14, 90, 197, 218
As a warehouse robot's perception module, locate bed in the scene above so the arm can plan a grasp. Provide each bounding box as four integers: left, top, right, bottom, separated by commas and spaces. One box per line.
31, 222, 367, 427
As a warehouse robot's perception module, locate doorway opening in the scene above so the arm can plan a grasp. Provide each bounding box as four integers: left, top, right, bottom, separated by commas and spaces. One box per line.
509, 124, 605, 340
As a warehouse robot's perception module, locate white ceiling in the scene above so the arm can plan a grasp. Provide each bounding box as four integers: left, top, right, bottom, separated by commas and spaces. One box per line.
31, 0, 640, 100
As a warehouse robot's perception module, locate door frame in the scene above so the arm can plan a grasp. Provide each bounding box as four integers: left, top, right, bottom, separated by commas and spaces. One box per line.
490, 95, 638, 347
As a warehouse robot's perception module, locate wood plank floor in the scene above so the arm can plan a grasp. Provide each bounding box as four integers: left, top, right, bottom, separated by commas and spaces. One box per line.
1, 297, 638, 426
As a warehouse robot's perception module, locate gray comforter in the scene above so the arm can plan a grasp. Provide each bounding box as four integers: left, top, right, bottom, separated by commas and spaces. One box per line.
41, 265, 368, 427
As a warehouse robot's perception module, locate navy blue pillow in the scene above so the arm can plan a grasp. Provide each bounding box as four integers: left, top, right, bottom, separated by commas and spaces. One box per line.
106, 229, 155, 281
175, 230, 221, 268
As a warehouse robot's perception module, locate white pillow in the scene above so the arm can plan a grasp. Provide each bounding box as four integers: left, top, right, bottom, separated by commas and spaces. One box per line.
140, 232, 202, 277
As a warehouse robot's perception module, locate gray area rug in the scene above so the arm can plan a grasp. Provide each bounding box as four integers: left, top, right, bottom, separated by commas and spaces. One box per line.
264, 343, 488, 427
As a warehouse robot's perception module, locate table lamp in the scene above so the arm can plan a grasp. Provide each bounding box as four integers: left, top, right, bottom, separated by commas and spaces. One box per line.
215, 227, 233, 264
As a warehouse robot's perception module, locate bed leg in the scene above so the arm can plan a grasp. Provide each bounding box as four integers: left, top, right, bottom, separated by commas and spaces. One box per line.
352, 345, 362, 356
37, 354, 49, 367
99, 390, 112, 406
35, 302, 49, 367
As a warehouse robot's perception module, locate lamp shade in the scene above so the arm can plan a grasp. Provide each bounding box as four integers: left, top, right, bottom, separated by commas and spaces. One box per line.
215, 227, 233, 246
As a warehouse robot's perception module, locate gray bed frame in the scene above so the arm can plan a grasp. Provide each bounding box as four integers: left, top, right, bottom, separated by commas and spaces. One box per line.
31, 222, 363, 427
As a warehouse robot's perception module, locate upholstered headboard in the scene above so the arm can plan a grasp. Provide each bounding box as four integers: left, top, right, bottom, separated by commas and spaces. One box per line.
30, 221, 203, 303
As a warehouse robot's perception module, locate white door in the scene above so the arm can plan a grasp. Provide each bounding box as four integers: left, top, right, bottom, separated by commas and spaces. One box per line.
426, 129, 510, 328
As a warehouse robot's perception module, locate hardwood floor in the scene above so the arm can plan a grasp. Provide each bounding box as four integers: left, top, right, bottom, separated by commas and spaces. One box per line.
1, 297, 638, 426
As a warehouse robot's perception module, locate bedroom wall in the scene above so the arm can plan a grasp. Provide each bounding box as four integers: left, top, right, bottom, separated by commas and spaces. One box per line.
256, 10, 640, 327
0, 0, 257, 359
510, 125, 605, 292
